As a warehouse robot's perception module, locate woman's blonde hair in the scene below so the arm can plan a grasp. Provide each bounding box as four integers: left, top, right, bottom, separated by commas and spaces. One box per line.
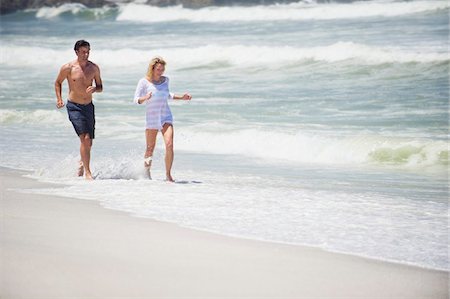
146, 56, 166, 79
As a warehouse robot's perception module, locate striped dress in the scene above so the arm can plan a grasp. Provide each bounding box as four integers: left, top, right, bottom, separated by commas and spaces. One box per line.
133, 77, 174, 130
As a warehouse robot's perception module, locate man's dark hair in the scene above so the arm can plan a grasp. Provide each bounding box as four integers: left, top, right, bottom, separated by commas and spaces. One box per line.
74, 40, 90, 52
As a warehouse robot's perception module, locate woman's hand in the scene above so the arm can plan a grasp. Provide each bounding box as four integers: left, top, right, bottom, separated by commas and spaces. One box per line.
139, 92, 152, 104
181, 93, 192, 100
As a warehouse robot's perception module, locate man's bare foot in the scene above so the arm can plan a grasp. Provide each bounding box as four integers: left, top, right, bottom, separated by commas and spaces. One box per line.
85, 172, 94, 180
166, 174, 175, 182
145, 167, 152, 180
77, 162, 84, 177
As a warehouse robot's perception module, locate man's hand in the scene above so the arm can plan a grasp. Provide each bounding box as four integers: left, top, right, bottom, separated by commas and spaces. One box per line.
56, 99, 65, 109
86, 86, 96, 94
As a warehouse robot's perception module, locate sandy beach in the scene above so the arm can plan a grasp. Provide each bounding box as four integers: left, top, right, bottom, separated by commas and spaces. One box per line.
0, 167, 448, 298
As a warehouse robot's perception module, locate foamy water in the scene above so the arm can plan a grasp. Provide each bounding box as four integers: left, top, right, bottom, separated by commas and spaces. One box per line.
31, 1, 449, 22
1, 0, 449, 271
2, 42, 448, 68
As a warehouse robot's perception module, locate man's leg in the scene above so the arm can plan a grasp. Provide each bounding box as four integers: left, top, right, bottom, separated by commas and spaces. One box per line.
77, 161, 84, 177
162, 124, 174, 182
79, 133, 93, 180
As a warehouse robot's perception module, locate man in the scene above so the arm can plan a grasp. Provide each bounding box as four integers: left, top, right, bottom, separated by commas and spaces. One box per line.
55, 40, 103, 180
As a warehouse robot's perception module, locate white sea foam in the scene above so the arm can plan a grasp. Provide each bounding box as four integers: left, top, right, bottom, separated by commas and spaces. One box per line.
175, 127, 449, 170
34, 3, 115, 19
116, 0, 448, 23
1, 42, 447, 68
28, 0, 448, 21
0, 109, 66, 125
3, 107, 443, 170
2, 108, 445, 172
35, 3, 87, 18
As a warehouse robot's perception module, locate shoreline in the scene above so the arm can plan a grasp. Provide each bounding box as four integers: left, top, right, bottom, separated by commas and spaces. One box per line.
1, 167, 448, 298
22, 166, 449, 273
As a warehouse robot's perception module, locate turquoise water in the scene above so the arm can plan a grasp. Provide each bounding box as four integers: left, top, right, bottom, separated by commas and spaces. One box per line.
0, 0, 448, 270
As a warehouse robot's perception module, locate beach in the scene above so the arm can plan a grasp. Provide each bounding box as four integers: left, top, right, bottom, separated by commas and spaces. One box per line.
1, 0, 449, 296
1, 167, 448, 298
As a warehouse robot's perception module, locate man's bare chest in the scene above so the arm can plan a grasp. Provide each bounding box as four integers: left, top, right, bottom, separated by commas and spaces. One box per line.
70, 67, 95, 84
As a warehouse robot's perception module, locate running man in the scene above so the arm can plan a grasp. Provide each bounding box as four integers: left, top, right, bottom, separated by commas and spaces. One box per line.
55, 40, 103, 180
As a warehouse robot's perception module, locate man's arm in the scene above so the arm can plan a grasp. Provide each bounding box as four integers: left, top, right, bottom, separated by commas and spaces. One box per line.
55, 64, 70, 109
88, 64, 103, 94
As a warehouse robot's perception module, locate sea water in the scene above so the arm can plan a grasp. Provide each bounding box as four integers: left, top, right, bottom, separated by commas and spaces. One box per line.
0, 0, 448, 271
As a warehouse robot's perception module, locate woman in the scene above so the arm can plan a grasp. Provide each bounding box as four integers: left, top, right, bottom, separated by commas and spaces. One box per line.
133, 56, 191, 181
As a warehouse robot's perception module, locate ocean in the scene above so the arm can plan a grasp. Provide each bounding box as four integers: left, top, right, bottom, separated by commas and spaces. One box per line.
0, 0, 448, 271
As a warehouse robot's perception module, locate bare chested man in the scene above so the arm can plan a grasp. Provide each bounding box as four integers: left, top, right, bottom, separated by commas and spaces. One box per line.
55, 40, 103, 180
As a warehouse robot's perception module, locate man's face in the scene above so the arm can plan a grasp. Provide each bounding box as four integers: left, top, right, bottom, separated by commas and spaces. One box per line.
76, 46, 90, 61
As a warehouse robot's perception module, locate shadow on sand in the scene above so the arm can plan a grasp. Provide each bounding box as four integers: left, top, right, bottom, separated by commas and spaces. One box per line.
174, 180, 203, 184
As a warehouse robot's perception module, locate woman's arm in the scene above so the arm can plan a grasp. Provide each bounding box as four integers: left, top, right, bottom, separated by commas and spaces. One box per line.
136, 93, 152, 104
133, 79, 152, 104
167, 78, 191, 101
172, 93, 192, 100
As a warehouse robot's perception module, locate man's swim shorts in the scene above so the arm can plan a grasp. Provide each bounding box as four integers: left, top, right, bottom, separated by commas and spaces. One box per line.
66, 100, 95, 139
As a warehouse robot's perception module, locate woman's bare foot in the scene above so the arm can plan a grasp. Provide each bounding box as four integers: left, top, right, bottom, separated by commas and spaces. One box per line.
85, 171, 94, 180
145, 167, 152, 180
144, 157, 152, 180
166, 174, 175, 182
77, 161, 84, 177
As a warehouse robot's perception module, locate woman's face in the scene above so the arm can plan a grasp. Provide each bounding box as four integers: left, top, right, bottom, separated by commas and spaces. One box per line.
153, 63, 165, 78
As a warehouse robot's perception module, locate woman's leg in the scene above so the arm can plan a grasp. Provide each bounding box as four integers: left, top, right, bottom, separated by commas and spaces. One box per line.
145, 129, 158, 179
161, 123, 174, 182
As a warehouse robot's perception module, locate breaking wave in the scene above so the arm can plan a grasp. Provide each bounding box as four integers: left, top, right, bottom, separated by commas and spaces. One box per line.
0, 109, 66, 125
175, 127, 449, 171
28, 1, 449, 22
1, 42, 447, 69
117, 1, 448, 23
